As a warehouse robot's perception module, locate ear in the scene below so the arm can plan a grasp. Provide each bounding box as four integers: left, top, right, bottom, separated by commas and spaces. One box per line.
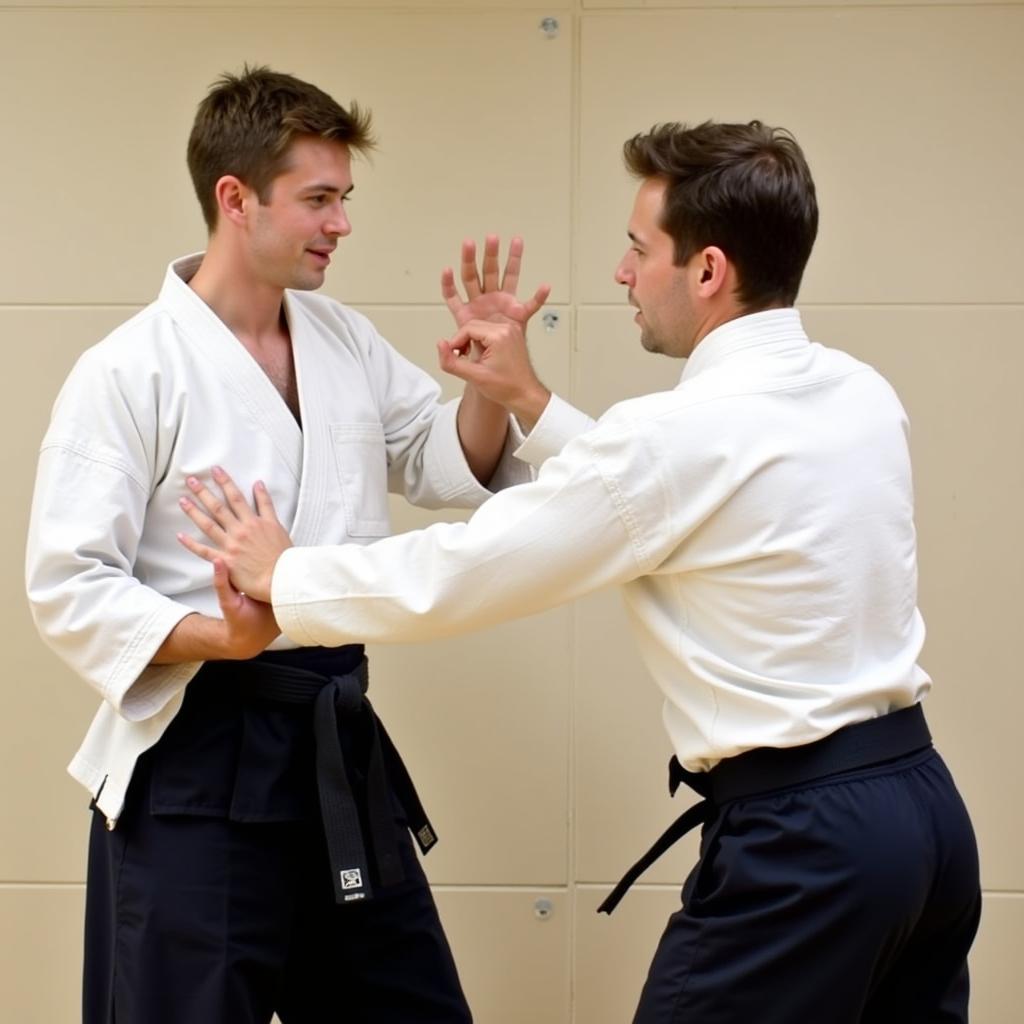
212, 174, 253, 230
694, 246, 730, 299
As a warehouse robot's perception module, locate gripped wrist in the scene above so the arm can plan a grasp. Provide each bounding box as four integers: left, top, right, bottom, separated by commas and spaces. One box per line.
511, 385, 552, 433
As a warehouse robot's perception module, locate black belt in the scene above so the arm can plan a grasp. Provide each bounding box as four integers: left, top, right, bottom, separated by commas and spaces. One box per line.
598, 703, 932, 915
230, 654, 437, 905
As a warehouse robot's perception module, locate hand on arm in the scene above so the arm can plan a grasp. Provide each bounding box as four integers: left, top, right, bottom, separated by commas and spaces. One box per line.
441, 320, 551, 434
177, 467, 293, 604
150, 559, 281, 663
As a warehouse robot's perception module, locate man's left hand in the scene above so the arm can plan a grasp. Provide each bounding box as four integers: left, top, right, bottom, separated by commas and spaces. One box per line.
441, 235, 550, 330
178, 467, 292, 603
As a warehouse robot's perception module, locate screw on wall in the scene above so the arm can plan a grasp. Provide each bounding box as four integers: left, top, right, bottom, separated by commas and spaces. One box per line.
542, 311, 560, 332
534, 898, 554, 921
539, 17, 560, 41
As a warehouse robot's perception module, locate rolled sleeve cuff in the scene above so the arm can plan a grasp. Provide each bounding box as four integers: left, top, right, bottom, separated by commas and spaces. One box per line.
514, 393, 597, 470
112, 601, 202, 721
272, 546, 329, 647
429, 398, 534, 502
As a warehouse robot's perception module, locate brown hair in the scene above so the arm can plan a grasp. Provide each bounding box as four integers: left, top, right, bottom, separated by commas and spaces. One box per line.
623, 121, 818, 309
187, 65, 374, 232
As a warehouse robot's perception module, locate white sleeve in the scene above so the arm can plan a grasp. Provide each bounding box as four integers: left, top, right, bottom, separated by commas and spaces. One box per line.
24, 363, 199, 721
354, 315, 592, 507
350, 319, 509, 507
514, 393, 598, 469
271, 414, 669, 647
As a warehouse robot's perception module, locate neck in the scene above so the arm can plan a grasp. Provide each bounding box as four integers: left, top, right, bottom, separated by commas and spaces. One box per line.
685, 299, 744, 357
689, 300, 789, 356
188, 233, 284, 339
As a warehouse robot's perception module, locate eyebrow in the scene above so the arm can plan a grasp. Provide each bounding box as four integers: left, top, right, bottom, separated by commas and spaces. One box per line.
301, 183, 355, 196
628, 230, 645, 246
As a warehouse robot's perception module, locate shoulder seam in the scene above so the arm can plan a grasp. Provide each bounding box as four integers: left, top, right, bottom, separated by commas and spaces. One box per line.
38, 440, 149, 495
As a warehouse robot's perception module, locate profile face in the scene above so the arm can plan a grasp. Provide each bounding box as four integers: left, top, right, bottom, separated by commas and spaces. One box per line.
247, 136, 354, 292
615, 177, 701, 359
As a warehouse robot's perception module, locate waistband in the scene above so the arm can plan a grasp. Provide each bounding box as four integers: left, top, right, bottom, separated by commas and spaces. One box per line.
597, 703, 932, 915
204, 647, 437, 906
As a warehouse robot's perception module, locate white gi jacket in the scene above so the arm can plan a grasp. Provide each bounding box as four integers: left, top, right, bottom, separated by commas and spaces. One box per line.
269, 309, 932, 771
24, 254, 545, 823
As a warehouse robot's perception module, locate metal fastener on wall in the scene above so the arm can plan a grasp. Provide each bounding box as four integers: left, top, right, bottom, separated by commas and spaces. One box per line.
542, 311, 560, 332
540, 17, 560, 40
534, 898, 554, 920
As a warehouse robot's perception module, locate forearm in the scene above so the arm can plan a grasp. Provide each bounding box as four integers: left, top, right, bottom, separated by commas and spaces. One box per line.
456, 386, 511, 485
272, 432, 648, 648
150, 611, 263, 664
151, 556, 282, 663
506, 382, 552, 436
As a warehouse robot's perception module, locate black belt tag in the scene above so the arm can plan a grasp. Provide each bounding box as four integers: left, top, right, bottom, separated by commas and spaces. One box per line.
416, 824, 438, 853
314, 677, 375, 904
339, 868, 368, 902
216, 650, 442, 906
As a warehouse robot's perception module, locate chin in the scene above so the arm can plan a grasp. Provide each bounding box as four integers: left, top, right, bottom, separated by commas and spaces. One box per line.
290, 273, 325, 292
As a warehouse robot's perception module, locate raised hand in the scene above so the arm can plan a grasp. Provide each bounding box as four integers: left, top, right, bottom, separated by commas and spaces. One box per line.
441, 235, 550, 331
177, 467, 292, 603
438, 319, 551, 432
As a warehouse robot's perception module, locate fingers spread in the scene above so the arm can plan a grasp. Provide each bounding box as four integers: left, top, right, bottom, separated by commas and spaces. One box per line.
177, 530, 220, 563
212, 466, 254, 521
522, 283, 552, 319
180, 495, 227, 544
441, 267, 463, 312
501, 236, 523, 293
482, 234, 501, 292
185, 476, 231, 528
252, 481, 280, 523
460, 239, 482, 299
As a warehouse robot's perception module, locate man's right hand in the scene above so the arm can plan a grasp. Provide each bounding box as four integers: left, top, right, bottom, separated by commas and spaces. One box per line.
211, 558, 281, 659
151, 557, 280, 665
437, 319, 551, 434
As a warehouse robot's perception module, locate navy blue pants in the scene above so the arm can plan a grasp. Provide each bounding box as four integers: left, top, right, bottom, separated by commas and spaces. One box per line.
632, 747, 980, 1023
83, 654, 471, 1024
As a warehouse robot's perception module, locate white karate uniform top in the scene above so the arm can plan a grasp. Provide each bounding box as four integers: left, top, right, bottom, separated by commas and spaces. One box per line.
271, 308, 932, 771
25, 254, 538, 822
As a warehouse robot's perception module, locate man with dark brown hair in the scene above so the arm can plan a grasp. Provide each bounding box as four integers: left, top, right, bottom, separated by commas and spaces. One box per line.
26, 65, 549, 1023
180, 119, 981, 1023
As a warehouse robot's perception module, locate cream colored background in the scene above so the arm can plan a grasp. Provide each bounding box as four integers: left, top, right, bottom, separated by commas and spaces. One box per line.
2, 2, 1021, 1021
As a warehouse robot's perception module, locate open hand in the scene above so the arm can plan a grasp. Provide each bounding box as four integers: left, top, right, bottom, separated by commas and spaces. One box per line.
177, 467, 292, 603
441, 235, 550, 331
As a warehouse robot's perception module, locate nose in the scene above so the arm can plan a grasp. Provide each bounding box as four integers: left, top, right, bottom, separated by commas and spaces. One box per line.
325, 201, 352, 239
614, 255, 634, 287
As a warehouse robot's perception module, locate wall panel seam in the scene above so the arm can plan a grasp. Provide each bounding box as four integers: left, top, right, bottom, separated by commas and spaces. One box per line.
573, 303, 1024, 310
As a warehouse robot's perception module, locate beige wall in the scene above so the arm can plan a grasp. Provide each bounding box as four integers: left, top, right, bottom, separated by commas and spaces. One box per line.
2, 2, 1021, 1021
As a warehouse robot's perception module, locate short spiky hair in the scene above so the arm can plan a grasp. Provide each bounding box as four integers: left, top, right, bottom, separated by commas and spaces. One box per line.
623, 121, 818, 309
187, 65, 374, 232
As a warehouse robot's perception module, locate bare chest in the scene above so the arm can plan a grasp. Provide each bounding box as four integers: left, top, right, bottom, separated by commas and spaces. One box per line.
249, 342, 301, 424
